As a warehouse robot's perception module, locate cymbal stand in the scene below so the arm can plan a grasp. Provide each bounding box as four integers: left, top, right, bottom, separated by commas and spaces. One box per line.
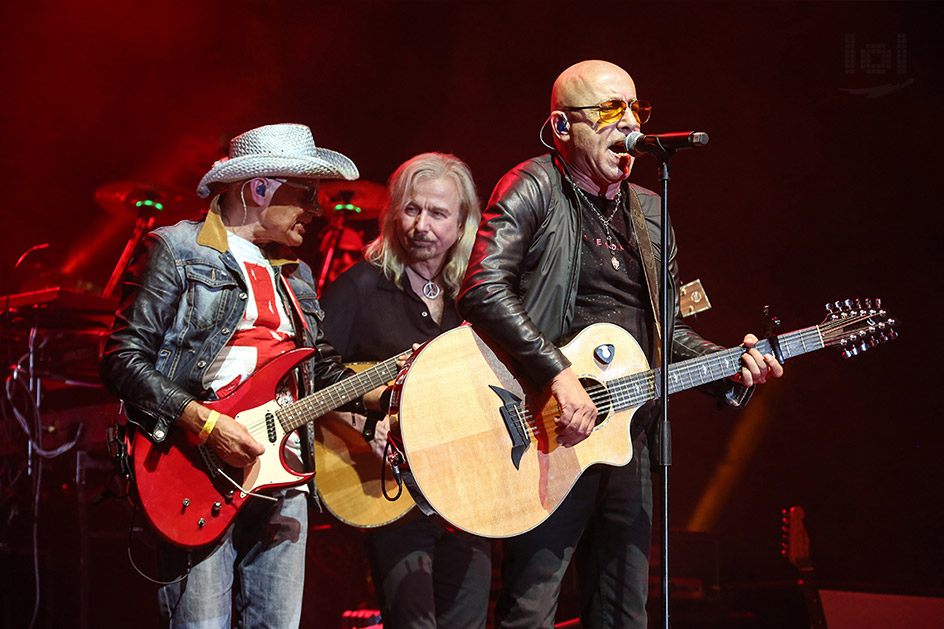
102, 206, 158, 298
316, 193, 360, 293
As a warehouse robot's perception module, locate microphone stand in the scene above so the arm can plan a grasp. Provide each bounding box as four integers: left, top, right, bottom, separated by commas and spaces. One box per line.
656, 149, 674, 628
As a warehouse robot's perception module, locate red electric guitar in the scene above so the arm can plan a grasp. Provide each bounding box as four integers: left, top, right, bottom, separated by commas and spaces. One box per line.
129, 348, 405, 548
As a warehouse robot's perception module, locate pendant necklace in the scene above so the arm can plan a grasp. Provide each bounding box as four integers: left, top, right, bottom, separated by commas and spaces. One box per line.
571, 182, 624, 271
410, 266, 442, 299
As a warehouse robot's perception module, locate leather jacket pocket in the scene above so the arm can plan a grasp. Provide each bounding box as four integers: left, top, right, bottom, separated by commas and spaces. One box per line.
183, 262, 239, 331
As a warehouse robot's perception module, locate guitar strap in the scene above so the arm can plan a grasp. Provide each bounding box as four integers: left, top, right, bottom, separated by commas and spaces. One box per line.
627, 185, 664, 353
278, 273, 319, 486
279, 274, 314, 342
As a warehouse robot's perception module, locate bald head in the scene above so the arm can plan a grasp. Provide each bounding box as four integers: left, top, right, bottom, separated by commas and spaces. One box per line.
551, 60, 635, 112
547, 60, 639, 197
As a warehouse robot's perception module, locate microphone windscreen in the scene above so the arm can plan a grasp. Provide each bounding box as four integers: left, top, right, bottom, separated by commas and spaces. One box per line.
623, 131, 645, 154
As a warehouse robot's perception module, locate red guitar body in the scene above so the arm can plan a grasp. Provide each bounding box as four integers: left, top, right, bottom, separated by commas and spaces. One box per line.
130, 349, 316, 549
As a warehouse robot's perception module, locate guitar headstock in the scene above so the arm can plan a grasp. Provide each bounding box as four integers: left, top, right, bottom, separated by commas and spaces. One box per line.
820, 298, 897, 359
782, 505, 813, 572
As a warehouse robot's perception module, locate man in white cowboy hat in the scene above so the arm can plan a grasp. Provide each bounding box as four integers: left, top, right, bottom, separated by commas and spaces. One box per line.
101, 123, 378, 628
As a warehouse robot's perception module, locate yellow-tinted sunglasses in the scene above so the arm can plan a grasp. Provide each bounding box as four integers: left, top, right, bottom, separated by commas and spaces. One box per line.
564, 99, 652, 125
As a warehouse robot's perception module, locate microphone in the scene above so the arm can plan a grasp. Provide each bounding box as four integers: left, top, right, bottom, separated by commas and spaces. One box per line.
623, 131, 709, 156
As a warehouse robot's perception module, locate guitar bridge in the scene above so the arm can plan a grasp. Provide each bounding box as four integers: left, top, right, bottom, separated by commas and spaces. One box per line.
489, 385, 529, 470
197, 444, 222, 478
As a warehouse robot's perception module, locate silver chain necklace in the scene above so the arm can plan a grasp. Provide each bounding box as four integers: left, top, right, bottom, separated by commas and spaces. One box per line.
409, 266, 442, 299
571, 182, 624, 271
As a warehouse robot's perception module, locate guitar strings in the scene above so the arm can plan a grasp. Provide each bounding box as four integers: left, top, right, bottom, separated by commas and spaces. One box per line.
243, 313, 880, 442
506, 317, 863, 440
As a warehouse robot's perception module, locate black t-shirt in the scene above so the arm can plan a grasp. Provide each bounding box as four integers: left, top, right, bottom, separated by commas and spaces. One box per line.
571, 189, 652, 361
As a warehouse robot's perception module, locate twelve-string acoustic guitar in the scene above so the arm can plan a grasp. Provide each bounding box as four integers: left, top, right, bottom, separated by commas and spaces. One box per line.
389, 298, 897, 538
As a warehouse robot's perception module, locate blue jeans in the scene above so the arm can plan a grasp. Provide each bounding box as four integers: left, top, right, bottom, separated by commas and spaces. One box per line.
156, 488, 308, 629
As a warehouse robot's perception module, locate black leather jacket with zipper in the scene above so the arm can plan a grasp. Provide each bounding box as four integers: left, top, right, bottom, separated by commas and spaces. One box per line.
458, 153, 750, 406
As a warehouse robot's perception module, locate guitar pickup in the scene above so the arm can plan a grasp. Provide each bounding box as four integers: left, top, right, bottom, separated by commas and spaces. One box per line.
489, 385, 529, 470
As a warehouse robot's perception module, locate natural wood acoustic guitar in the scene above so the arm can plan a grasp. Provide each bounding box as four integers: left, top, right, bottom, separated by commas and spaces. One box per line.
389, 299, 895, 538
313, 362, 415, 528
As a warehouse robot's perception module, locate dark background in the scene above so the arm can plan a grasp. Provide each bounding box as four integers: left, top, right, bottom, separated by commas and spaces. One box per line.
1, 1, 940, 625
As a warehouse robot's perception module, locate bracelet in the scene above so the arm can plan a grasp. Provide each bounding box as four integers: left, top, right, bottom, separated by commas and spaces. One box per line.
199, 410, 220, 442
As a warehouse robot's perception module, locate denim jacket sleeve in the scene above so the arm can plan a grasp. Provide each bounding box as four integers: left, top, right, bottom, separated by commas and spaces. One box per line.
99, 232, 196, 440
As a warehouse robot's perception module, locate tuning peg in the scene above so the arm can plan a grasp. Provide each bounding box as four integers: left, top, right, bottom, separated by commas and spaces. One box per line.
840, 338, 856, 359
887, 329, 899, 341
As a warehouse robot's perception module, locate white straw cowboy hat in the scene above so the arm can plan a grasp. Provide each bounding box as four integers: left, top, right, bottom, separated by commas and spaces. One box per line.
196, 123, 359, 198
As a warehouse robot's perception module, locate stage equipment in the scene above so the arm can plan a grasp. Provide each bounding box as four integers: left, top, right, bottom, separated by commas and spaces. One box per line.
623, 130, 709, 156
318, 179, 388, 221
679, 279, 711, 318
316, 180, 387, 291
95, 181, 203, 297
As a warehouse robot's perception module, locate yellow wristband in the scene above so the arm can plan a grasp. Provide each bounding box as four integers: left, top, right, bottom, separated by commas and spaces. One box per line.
199, 410, 220, 442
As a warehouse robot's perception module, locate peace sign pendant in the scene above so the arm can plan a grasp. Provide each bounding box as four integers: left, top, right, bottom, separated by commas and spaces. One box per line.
423, 280, 441, 299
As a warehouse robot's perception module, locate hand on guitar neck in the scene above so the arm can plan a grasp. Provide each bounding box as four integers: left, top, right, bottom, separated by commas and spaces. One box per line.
732, 333, 784, 387
179, 400, 265, 468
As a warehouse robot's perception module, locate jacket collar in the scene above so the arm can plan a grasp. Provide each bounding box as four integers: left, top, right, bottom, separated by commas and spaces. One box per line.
197, 195, 299, 267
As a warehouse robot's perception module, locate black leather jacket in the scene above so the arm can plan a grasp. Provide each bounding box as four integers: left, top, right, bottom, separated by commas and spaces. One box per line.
99, 203, 351, 443
458, 153, 748, 405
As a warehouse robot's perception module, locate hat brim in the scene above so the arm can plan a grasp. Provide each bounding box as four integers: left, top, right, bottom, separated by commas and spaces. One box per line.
197, 149, 359, 198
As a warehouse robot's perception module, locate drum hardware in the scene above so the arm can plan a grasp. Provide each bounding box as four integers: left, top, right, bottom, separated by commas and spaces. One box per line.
95, 181, 203, 298
316, 180, 388, 292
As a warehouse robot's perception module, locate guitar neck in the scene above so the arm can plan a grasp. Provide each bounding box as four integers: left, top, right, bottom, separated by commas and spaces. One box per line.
276, 354, 403, 433
608, 325, 824, 411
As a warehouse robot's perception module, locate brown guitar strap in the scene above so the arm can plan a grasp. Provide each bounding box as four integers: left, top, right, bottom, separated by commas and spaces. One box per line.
627, 185, 663, 350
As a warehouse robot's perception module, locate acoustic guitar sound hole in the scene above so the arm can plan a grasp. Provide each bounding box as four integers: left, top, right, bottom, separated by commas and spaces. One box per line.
579, 377, 611, 426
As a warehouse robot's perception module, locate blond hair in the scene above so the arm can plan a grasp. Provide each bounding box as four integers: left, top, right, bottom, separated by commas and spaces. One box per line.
365, 153, 481, 300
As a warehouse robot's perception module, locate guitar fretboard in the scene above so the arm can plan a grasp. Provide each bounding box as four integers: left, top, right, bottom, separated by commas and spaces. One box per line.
605, 325, 824, 411
274, 354, 403, 433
